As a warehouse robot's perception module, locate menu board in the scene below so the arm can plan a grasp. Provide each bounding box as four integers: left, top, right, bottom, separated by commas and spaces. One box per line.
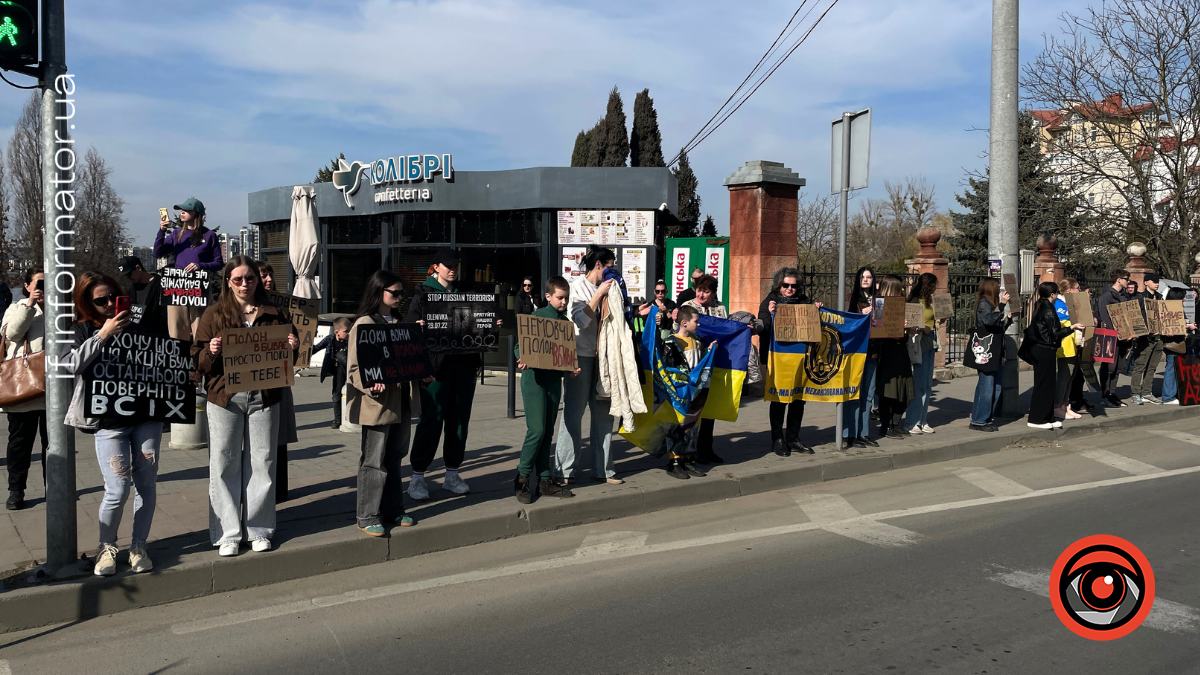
558, 210, 655, 246
561, 246, 587, 278
622, 247, 647, 300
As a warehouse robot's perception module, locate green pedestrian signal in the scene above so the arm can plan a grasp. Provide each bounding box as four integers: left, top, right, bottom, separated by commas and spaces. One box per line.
0, 0, 36, 70
0, 17, 20, 47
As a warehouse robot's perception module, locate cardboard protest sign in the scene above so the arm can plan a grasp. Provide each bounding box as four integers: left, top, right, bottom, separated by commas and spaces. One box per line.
870, 296, 905, 339
1091, 328, 1118, 364
1002, 274, 1021, 314
160, 268, 212, 307
268, 290, 320, 368
1108, 300, 1148, 340
1185, 291, 1196, 324
905, 303, 926, 328
84, 332, 195, 424
1064, 292, 1093, 328
1160, 299, 1187, 335
354, 322, 434, 386
932, 293, 953, 321
774, 303, 822, 343
1144, 298, 1163, 334
221, 324, 294, 394
421, 292, 500, 353
516, 314, 578, 371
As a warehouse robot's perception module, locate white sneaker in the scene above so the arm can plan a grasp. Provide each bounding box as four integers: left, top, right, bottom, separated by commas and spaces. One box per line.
407, 475, 430, 501
442, 473, 470, 495
94, 544, 118, 576
908, 426, 923, 435
129, 545, 153, 573
1051, 421, 1063, 428
1027, 422, 1054, 430
218, 543, 240, 557
921, 424, 935, 434
251, 539, 272, 553
1164, 399, 1180, 405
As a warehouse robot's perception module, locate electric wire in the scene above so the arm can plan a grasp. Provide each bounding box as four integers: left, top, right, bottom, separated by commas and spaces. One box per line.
0, 69, 38, 89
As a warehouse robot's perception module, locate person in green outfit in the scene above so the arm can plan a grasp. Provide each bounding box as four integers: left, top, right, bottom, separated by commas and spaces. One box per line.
513, 276, 581, 503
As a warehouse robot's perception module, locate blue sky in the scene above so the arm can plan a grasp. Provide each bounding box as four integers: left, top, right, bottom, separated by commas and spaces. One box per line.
0, 0, 1093, 245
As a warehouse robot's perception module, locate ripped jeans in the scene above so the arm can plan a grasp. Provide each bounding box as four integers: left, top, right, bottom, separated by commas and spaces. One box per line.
94, 421, 162, 549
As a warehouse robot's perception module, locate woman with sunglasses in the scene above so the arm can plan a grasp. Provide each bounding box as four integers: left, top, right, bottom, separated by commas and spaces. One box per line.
194, 255, 298, 557
3, 268, 47, 511
347, 270, 426, 535
758, 268, 820, 456
62, 272, 161, 576
515, 276, 544, 315
256, 261, 298, 504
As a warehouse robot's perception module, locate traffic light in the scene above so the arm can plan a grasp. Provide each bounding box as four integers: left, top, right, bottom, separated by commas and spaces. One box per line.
0, 0, 36, 72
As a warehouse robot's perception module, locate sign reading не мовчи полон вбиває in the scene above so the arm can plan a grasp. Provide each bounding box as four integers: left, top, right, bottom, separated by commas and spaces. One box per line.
85, 332, 196, 424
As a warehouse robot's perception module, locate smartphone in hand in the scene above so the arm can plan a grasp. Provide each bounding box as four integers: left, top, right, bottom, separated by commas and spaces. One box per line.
115, 296, 131, 315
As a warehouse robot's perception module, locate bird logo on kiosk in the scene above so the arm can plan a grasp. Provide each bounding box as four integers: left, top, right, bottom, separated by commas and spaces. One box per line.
331, 153, 454, 208
1049, 534, 1155, 640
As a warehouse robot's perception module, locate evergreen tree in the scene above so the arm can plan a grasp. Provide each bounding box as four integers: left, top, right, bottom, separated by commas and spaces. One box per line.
672, 150, 701, 235
570, 130, 591, 167
600, 86, 629, 167
584, 119, 605, 167
701, 215, 717, 237
314, 152, 346, 183
630, 88, 665, 168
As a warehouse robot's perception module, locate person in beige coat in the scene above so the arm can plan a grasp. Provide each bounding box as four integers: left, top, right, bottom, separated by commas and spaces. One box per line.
3, 269, 46, 510
347, 270, 427, 536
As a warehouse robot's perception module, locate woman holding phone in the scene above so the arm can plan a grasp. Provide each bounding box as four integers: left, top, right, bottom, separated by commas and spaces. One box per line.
153, 198, 223, 341
2, 268, 46, 511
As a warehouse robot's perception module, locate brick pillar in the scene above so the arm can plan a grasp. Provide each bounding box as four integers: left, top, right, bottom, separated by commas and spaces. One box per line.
1034, 234, 1065, 284
1125, 242, 1154, 292
725, 161, 806, 315
1191, 252, 1200, 288
905, 227, 949, 367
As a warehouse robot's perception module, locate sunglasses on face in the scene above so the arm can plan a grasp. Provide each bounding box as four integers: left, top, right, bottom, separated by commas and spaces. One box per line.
92, 294, 118, 307
781, 283, 797, 289
522, 283, 532, 288
655, 289, 666, 294
384, 288, 404, 296
229, 276, 256, 286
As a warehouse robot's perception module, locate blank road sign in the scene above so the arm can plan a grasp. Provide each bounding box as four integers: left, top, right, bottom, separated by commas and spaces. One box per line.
831, 108, 871, 194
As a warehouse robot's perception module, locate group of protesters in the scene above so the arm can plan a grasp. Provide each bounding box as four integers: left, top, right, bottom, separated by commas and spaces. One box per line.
2, 202, 1194, 577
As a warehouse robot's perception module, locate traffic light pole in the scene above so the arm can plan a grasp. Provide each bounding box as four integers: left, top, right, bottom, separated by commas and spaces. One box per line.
40, 0, 78, 575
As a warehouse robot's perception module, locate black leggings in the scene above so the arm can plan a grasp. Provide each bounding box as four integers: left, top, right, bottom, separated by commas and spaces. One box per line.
878, 397, 905, 433
768, 401, 805, 441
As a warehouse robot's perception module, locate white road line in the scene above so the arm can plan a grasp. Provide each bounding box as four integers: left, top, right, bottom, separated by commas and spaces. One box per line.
951, 467, 1033, 497
798, 494, 921, 548
171, 463, 1200, 635
1080, 449, 1164, 476
1149, 429, 1200, 446
989, 568, 1200, 634
575, 531, 650, 556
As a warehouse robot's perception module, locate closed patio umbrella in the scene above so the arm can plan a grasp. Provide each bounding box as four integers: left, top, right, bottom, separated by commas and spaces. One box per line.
289, 185, 320, 299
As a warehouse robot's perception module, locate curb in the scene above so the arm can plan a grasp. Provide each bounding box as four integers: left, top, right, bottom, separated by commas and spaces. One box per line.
1, 404, 1195, 633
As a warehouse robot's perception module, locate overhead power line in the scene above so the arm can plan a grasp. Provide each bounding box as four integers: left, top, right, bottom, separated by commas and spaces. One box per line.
668, 0, 843, 167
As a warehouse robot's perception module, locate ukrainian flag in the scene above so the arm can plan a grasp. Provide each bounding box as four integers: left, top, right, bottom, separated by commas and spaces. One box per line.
766, 308, 869, 403
694, 313, 752, 420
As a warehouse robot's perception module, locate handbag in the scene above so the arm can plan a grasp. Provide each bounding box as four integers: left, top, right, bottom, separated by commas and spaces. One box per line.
964, 325, 1002, 373
0, 326, 46, 407
1017, 325, 1036, 365
906, 333, 923, 365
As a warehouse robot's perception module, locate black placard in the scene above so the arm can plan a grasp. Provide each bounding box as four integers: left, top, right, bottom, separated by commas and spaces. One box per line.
355, 322, 435, 386
160, 268, 212, 307
84, 332, 196, 424
421, 292, 499, 353
130, 304, 146, 325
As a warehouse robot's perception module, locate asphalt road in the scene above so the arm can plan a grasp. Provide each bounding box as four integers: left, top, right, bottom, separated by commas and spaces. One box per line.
3, 419, 1200, 674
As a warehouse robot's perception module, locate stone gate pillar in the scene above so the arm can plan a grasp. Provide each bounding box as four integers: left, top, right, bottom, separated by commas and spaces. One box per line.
1191, 253, 1200, 288
1034, 235, 1065, 284
905, 227, 949, 368
1125, 242, 1154, 292
724, 161, 805, 315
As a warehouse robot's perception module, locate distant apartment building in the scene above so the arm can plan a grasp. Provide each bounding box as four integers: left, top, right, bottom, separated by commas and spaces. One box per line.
117, 245, 156, 268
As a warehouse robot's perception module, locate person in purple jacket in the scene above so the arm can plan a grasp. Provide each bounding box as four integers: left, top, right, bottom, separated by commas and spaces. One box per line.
153, 197, 223, 341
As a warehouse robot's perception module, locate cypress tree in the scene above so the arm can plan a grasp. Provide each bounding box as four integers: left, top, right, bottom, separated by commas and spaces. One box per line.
600, 86, 629, 167
570, 130, 591, 167
313, 152, 345, 183
630, 88, 665, 168
585, 119, 605, 167
701, 215, 717, 237
672, 150, 701, 235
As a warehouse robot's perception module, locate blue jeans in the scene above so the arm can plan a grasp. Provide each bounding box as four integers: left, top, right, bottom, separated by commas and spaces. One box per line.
971, 370, 1002, 425
94, 421, 161, 548
843, 357, 877, 438
1163, 354, 1178, 403
905, 348, 937, 428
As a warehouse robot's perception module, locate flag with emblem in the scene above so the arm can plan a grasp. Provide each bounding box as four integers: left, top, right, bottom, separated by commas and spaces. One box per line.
766, 307, 869, 403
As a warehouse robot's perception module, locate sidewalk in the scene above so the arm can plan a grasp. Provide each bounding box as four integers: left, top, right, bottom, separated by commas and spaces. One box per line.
0, 366, 1192, 632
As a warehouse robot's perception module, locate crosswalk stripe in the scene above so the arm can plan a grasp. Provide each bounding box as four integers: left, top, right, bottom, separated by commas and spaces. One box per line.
798, 494, 921, 548
989, 568, 1200, 634
1149, 429, 1200, 445
951, 467, 1033, 497
1080, 449, 1164, 476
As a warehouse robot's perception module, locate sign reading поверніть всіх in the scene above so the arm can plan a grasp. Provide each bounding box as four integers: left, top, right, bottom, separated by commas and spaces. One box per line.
85, 332, 196, 424
330, 152, 454, 208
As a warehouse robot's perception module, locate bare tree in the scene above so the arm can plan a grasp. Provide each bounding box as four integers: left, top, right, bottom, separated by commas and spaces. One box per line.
796, 192, 838, 268
1023, 0, 1200, 279
0, 148, 10, 285
7, 93, 41, 266
74, 147, 129, 279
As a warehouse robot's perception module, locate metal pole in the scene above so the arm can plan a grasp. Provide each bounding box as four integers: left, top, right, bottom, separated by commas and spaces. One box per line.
988, 0, 1021, 419
835, 111, 851, 451
40, 0, 77, 575
506, 334, 516, 419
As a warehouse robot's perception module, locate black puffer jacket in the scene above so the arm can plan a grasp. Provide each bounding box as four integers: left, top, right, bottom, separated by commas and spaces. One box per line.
1028, 302, 1073, 348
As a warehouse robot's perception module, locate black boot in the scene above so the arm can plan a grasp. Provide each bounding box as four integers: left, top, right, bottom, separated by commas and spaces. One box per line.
515, 474, 533, 504
666, 458, 690, 480
681, 458, 707, 477
6, 490, 23, 511
772, 438, 791, 457
894, 414, 910, 436
787, 438, 815, 455
539, 478, 574, 498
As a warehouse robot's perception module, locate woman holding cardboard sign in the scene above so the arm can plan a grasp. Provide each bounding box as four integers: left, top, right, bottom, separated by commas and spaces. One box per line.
194, 256, 297, 557
875, 276, 917, 440
758, 267, 821, 456
904, 273, 945, 435
153, 198, 223, 342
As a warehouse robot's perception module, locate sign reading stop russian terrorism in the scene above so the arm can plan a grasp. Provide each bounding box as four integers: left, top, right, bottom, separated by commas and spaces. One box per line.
766, 308, 870, 403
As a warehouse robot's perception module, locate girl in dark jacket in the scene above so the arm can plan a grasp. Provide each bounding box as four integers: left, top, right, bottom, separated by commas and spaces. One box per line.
843, 267, 878, 446
1027, 281, 1085, 429
969, 278, 1011, 431
875, 276, 915, 439
757, 267, 820, 456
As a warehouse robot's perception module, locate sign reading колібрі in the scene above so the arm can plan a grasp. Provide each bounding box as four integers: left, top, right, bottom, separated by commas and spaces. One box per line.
160, 268, 212, 307
85, 332, 195, 424
268, 290, 320, 369
421, 293, 499, 354
516, 313, 577, 371
221, 324, 294, 394
354, 323, 434, 386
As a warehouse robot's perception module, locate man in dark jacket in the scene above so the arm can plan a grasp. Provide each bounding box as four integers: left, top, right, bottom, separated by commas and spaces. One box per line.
118, 256, 168, 337
1129, 273, 1164, 404
1097, 269, 1131, 407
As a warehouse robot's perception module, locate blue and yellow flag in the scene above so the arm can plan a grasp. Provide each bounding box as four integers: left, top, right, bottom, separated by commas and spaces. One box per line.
765, 308, 869, 403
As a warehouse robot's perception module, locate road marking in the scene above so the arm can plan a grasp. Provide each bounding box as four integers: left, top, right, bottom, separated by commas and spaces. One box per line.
989, 568, 1200, 634
951, 467, 1033, 497
576, 531, 650, 555
1080, 449, 1164, 476
798, 494, 921, 548
0, 659, 11, 675
171, 463, 1200, 635
1149, 429, 1200, 446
